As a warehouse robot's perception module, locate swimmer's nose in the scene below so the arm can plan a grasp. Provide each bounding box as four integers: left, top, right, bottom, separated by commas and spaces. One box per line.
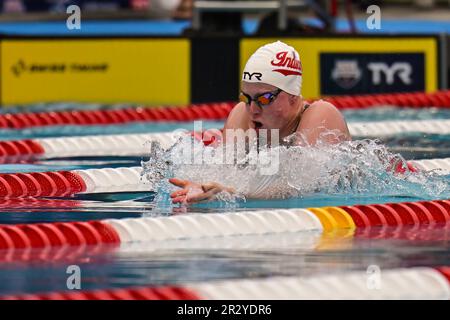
248, 101, 262, 115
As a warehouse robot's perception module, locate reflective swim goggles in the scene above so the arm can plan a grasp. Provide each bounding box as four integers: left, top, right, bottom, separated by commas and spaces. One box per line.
239, 88, 282, 108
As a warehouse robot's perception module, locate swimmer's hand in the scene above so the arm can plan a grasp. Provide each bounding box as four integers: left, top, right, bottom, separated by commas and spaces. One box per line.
169, 178, 235, 204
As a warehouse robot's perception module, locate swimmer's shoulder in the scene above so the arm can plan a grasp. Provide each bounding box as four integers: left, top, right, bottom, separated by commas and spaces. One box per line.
301, 99, 345, 123
298, 99, 351, 139
223, 102, 249, 130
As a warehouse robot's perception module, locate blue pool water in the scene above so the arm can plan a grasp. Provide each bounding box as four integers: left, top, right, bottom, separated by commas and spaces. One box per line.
0, 104, 450, 295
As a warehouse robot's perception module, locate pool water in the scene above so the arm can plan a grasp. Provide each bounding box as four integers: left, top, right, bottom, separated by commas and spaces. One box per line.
0, 104, 450, 295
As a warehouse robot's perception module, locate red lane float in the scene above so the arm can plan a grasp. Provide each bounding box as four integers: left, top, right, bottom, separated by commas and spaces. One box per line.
0, 171, 86, 198
0, 220, 120, 250
340, 200, 450, 240
326, 90, 450, 109
436, 267, 450, 283
0, 102, 235, 129
0, 91, 448, 130
0, 285, 200, 300
353, 225, 450, 241
340, 200, 450, 230
0, 140, 44, 163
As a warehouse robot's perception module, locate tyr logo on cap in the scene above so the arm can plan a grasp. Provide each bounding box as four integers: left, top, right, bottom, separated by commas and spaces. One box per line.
271, 51, 302, 76
243, 72, 262, 81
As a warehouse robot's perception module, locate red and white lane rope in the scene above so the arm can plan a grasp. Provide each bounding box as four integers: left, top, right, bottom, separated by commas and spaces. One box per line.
0, 157, 449, 198
0, 133, 176, 161
349, 119, 450, 137
74, 167, 149, 193
1, 199, 450, 251
189, 267, 450, 300
409, 158, 450, 175
326, 90, 450, 110
117, 231, 323, 253
2, 267, 450, 300
105, 209, 323, 243
101, 200, 450, 244
0, 90, 449, 130
2, 119, 450, 161
36, 133, 176, 159
0, 166, 146, 197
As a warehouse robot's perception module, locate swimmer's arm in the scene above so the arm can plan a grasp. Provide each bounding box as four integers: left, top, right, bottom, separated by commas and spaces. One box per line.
297, 100, 351, 146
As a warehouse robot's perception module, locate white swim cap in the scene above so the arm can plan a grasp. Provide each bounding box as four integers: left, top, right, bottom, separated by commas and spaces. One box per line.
242, 41, 303, 96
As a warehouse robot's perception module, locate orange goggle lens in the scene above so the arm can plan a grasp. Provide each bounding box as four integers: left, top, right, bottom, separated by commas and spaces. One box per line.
239, 92, 275, 107
257, 95, 271, 105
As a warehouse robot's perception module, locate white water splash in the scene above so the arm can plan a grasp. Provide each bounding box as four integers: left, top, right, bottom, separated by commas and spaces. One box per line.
141, 130, 450, 204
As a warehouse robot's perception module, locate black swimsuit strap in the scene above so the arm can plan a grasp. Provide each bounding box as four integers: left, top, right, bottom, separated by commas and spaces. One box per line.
293, 103, 310, 132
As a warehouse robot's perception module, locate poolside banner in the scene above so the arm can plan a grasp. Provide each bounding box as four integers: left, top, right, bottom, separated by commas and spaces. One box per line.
0, 35, 441, 105
0, 39, 190, 106
240, 37, 439, 98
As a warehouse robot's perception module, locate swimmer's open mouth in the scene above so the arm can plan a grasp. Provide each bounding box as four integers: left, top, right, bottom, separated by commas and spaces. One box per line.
253, 121, 263, 129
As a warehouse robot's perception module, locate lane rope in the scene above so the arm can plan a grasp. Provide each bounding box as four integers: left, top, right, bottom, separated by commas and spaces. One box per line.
2, 119, 450, 161
1, 199, 449, 251
0, 90, 448, 130
1, 156, 450, 198
2, 267, 449, 300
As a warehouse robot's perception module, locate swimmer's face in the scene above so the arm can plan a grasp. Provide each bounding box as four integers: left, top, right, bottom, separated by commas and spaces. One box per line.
241, 82, 301, 131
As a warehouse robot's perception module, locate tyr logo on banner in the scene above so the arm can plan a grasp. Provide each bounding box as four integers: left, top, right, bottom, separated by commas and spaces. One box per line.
368, 62, 412, 85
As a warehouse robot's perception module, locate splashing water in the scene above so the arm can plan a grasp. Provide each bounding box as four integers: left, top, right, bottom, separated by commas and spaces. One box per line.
140, 140, 175, 209
141, 130, 450, 205
141, 140, 171, 188
281, 136, 449, 199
